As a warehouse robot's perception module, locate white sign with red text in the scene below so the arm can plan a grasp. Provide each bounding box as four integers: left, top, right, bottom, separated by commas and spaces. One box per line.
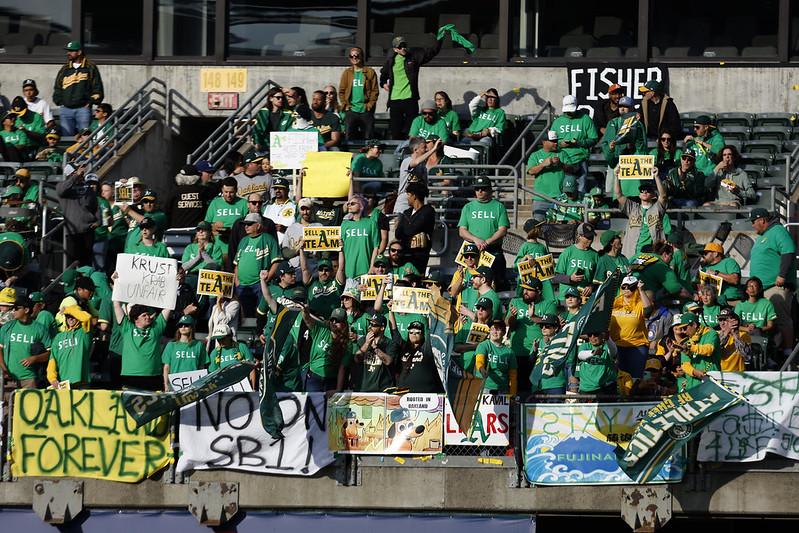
444, 393, 510, 446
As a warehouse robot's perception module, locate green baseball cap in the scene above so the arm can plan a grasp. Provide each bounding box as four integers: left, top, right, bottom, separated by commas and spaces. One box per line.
600, 230, 622, 248
64, 41, 83, 51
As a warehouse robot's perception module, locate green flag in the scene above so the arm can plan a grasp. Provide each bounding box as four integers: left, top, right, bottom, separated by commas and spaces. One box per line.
121, 361, 256, 427
437, 24, 475, 53
260, 306, 301, 439
613, 111, 639, 145
615, 376, 745, 483
529, 269, 620, 387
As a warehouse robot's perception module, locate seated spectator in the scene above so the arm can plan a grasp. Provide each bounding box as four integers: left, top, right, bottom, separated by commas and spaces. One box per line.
182, 221, 224, 274
253, 87, 293, 151
341, 194, 380, 279
474, 320, 517, 395
587, 187, 611, 229
0, 294, 52, 389
703, 145, 755, 207
697, 242, 743, 305
263, 177, 297, 240
735, 277, 777, 338
697, 285, 721, 329
204, 176, 249, 257
232, 150, 272, 200
575, 331, 618, 397
435, 91, 460, 139
310, 90, 342, 150
287, 105, 325, 149
164, 164, 217, 229
526, 130, 577, 219
1, 112, 32, 161
665, 148, 705, 207
161, 315, 208, 390
465, 88, 505, 145
684, 115, 725, 176
650, 128, 682, 177
35, 127, 64, 162
207, 324, 256, 388
11, 95, 46, 145
65, 128, 93, 161
409, 100, 450, 143
546, 175, 585, 224
90, 103, 115, 150
12, 169, 39, 208
48, 305, 93, 389
22, 79, 54, 130
673, 312, 721, 391
631, 357, 677, 397
352, 141, 386, 193
594, 83, 623, 136
717, 307, 751, 371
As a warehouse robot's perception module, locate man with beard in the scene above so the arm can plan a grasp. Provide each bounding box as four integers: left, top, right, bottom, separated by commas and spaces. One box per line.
310, 90, 342, 150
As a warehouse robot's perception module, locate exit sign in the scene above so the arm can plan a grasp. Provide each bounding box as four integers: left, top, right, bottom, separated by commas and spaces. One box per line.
208, 93, 239, 110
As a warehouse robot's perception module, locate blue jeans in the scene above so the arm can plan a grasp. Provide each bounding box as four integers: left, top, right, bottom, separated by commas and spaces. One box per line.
618, 344, 648, 379
60, 105, 92, 137
93, 238, 108, 273
672, 198, 698, 208
236, 282, 262, 318
302, 369, 337, 393
575, 160, 589, 194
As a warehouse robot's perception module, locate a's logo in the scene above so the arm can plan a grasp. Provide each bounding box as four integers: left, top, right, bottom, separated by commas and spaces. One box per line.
668, 424, 693, 440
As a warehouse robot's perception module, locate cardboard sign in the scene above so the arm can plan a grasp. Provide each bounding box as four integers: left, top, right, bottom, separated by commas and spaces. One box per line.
302, 151, 352, 198
197, 269, 235, 298
168, 369, 252, 393
445, 394, 509, 446
618, 155, 655, 180
112, 253, 179, 310
517, 254, 554, 283
466, 322, 490, 344
360, 274, 394, 301
270, 131, 319, 170
303, 226, 341, 251
392, 287, 432, 315
115, 182, 133, 203
454, 241, 495, 268
697, 269, 724, 293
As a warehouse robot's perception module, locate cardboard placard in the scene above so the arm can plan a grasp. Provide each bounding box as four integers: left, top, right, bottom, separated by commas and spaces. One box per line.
197, 269, 235, 298
392, 287, 432, 315
697, 269, 724, 293
270, 131, 319, 170
454, 241, 495, 268
360, 274, 394, 301
112, 253, 178, 310
303, 226, 341, 251
466, 322, 489, 345
618, 155, 655, 180
444, 394, 509, 446
517, 254, 554, 282
115, 182, 133, 203
302, 151, 352, 198
168, 369, 251, 393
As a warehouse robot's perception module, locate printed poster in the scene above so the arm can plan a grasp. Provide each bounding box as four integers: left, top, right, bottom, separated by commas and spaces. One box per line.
618, 155, 655, 180
303, 226, 341, 251
359, 274, 395, 300
454, 241, 495, 268
517, 254, 554, 283
392, 287, 432, 315
197, 269, 235, 298
444, 394, 510, 446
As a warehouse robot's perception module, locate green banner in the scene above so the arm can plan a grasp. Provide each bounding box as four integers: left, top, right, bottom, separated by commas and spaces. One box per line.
615, 377, 745, 483
614, 111, 639, 145
260, 306, 301, 439
122, 361, 256, 427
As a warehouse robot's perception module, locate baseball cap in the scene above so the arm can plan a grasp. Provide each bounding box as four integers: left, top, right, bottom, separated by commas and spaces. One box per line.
681, 148, 696, 159
317, 257, 333, 269
75, 276, 96, 291
564, 287, 582, 298
14, 295, 33, 310
341, 286, 361, 302
142, 189, 157, 201
177, 315, 196, 326
520, 277, 543, 291
196, 160, 216, 173
539, 313, 559, 326
64, 41, 83, 51
289, 286, 308, 302
373, 254, 388, 266
45, 127, 60, 139
463, 243, 479, 256
703, 242, 724, 254
607, 83, 623, 93
682, 301, 701, 313
298, 197, 314, 209
621, 275, 639, 288
407, 321, 425, 333
645, 358, 662, 371
180, 164, 198, 176
562, 95, 578, 113
618, 96, 635, 107
243, 212, 262, 224
600, 230, 622, 248
424, 270, 444, 285
392, 36, 407, 48
475, 297, 494, 309
474, 175, 491, 188
717, 307, 739, 321
369, 313, 388, 326
677, 313, 699, 327
694, 115, 713, 126
576, 222, 596, 239
196, 221, 212, 231
10, 96, 27, 113
29, 291, 45, 304
749, 207, 770, 221
22, 79, 37, 89
243, 150, 264, 165
210, 323, 232, 340
562, 175, 578, 193
366, 139, 387, 150
546, 130, 558, 142
523, 217, 545, 233
638, 181, 655, 192
138, 217, 156, 229
330, 308, 348, 322
2, 186, 23, 198
588, 186, 603, 197
666, 232, 683, 245
638, 80, 662, 94
276, 261, 293, 276
273, 177, 289, 188
475, 266, 494, 283
84, 173, 99, 183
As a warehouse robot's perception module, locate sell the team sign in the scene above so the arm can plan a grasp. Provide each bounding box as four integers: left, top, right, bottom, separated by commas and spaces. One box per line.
303, 226, 341, 251
618, 155, 655, 180
115, 182, 133, 203
466, 322, 489, 344
445, 394, 509, 446
697, 270, 724, 293
113, 253, 179, 310
197, 269, 234, 298
360, 274, 394, 300
454, 241, 495, 268
392, 287, 431, 315
517, 254, 554, 282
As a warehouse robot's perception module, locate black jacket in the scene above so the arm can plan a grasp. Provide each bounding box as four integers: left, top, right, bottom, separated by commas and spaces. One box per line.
379, 42, 443, 105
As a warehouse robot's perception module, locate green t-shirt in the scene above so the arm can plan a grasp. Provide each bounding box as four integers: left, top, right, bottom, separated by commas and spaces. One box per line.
161, 340, 209, 374
575, 341, 617, 393
49, 328, 91, 384
474, 340, 517, 391
468, 106, 506, 134
390, 262, 419, 277
348, 312, 370, 340
679, 328, 721, 389
351, 153, 384, 177
342, 216, 380, 279
594, 253, 630, 285
670, 249, 692, 291
35, 309, 59, 341
350, 70, 365, 113
699, 304, 720, 330
551, 111, 598, 163
393, 312, 427, 341
554, 244, 598, 297
205, 197, 248, 228
390, 55, 412, 101
457, 199, 510, 249
506, 296, 557, 355
0, 129, 32, 148
125, 240, 170, 258
354, 336, 398, 392
409, 115, 451, 142
471, 289, 503, 321
438, 109, 461, 135
0, 319, 52, 381
734, 298, 777, 329
234, 232, 280, 286
526, 148, 572, 199
699, 257, 743, 303
209, 341, 253, 372
750, 222, 797, 290
307, 278, 343, 320
96, 197, 112, 241
182, 241, 224, 272
16, 111, 45, 135
308, 323, 352, 378
119, 314, 167, 377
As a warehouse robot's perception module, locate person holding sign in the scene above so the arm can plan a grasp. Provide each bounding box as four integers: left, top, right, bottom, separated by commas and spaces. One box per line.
234, 213, 281, 316
47, 305, 92, 389
514, 218, 556, 301
301, 241, 345, 320
697, 242, 742, 305
302, 307, 353, 394
614, 164, 668, 259
672, 313, 721, 391
552, 222, 598, 300
204, 177, 249, 257
474, 320, 517, 396
350, 313, 397, 392
457, 175, 509, 286
161, 315, 208, 390
448, 242, 481, 315
601, 96, 648, 198
341, 194, 380, 279
609, 275, 653, 379
111, 295, 171, 391
452, 297, 493, 374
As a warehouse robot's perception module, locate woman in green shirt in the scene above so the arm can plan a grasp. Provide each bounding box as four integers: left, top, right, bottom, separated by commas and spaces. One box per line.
650, 128, 682, 176
735, 277, 777, 337
698, 285, 721, 330
302, 307, 353, 393
161, 315, 209, 390
342, 287, 369, 340
182, 222, 224, 273
47, 305, 92, 389
465, 88, 505, 145
474, 320, 517, 395
351, 142, 385, 193
125, 217, 169, 258
435, 91, 460, 140
530, 313, 568, 397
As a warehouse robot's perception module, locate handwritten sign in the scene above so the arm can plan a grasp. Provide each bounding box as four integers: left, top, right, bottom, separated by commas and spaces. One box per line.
115, 182, 133, 203
454, 241, 495, 268
112, 254, 178, 310
168, 369, 251, 393
517, 254, 554, 282
466, 322, 490, 344
360, 274, 394, 300
392, 287, 432, 315
445, 394, 509, 446
697, 269, 724, 293
618, 155, 654, 180
11, 390, 170, 482
197, 269, 234, 298
302, 151, 352, 198
303, 226, 341, 251
270, 131, 318, 170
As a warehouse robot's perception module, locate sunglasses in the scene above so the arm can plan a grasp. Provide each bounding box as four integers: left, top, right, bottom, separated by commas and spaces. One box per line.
318, 267, 332, 272
324, 91, 335, 95
389, 248, 402, 253
680, 155, 693, 160
330, 318, 343, 324
660, 137, 672, 142
349, 54, 361, 59
693, 125, 702, 129
408, 330, 422, 335
541, 324, 556, 328
422, 111, 435, 116
369, 323, 385, 328
621, 284, 637, 290
179, 324, 192, 328
397, 44, 407, 49
142, 199, 155, 204
273, 95, 283, 99
248, 200, 263, 205
474, 187, 488, 192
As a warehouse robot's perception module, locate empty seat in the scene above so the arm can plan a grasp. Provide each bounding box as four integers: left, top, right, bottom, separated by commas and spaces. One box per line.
394, 17, 426, 34
403, 33, 436, 49
766, 164, 787, 178
559, 34, 595, 49
718, 126, 751, 142
755, 112, 796, 127
703, 46, 738, 57
680, 111, 715, 131
663, 47, 690, 57
742, 46, 777, 57
586, 46, 622, 57
716, 112, 755, 127
742, 164, 766, 185
783, 140, 799, 154
593, 16, 624, 39
758, 176, 784, 189
752, 126, 790, 142
743, 139, 783, 155
741, 153, 774, 167
32, 45, 64, 55
438, 13, 471, 32
369, 44, 385, 57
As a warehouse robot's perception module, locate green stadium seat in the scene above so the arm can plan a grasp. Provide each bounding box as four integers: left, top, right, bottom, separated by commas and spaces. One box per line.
754, 188, 773, 208
680, 111, 715, 130
758, 176, 784, 188
754, 112, 796, 128
716, 112, 755, 127
718, 126, 751, 142
752, 126, 791, 142
765, 164, 787, 178
782, 140, 799, 154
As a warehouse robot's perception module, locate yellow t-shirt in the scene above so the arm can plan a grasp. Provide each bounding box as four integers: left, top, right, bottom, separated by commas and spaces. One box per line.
719, 329, 750, 372
609, 293, 649, 347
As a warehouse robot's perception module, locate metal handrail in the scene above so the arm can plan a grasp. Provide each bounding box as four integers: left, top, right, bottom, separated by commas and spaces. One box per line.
187, 79, 280, 169
62, 77, 167, 173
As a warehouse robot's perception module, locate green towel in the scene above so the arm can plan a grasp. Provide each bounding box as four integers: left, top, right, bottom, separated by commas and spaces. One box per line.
437, 24, 475, 53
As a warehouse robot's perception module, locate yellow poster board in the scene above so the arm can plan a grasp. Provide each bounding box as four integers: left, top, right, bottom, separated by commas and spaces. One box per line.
360, 274, 395, 300
303, 226, 342, 251
618, 155, 655, 180
454, 241, 495, 268
197, 269, 235, 298
302, 151, 352, 198
517, 254, 554, 282
697, 270, 724, 293
392, 287, 432, 315
466, 322, 489, 344
11, 389, 171, 482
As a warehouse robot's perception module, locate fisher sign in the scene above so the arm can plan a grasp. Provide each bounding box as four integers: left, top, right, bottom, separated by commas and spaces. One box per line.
113, 254, 178, 310
303, 226, 341, 251
392, 287, 431, 315
618, 155, 654, 180
11, 389, 171, 482
197, 269, 234, 298
445, 394, 509, 446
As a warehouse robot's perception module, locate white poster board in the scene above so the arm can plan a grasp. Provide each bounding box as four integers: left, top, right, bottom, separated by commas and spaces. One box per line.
168, 369, 252, 393
112, 253, 179, 310
270, 131, 319, 170
444, 394, 510, 446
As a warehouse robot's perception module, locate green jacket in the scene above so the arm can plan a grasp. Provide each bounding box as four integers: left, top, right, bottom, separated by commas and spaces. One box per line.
601, 114, 648, 168
685, 128, 725, 175
53, 57, 104, 108
252, 108, 293, 146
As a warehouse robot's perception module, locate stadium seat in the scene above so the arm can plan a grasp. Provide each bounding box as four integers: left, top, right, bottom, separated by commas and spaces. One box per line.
438, 14, 471, 33
718, 126, 751, 142
394, 17, 426, 35
559, 34, 596, 50
766, 164, 787, 178
663, 47, 691, 57
703, 46, 738, 57
754, 188, 773, 209
586, 47, 622, 57
752, 126, 791, 142
755, 112, 796, 127
743, 139, 782, 155
716, 112, 755, 127
741, 153, 774, 167
742, 164, 766, 185
741, 46, 777, 57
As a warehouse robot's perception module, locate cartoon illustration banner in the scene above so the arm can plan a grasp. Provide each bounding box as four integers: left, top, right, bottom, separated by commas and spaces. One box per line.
328, 393, 444, 455
523, 401, 684, 485
11, 390, 171, 482
177, 392, 334, 476
698, 372, 799, 462
444, 394, 509, 446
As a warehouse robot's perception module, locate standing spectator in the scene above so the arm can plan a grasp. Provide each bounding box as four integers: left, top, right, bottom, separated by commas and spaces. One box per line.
552, 222, 598, 300
164, 164, 216, 228
351, 313, 397, 392
395, 320, 443, 393
394, 182, 435, 274
35, 127, 65, 162
684, 115, 725, 176
667, 232, 692, 291
665, 148, 705, 207
529, 314, 568, 397
302, 307, 353, 393
703, 145, 755, 207
162, 316, 208, 389
53, 41, 104, 137
204, 176, 249, 257
86, 173, 110, 271
0, 295, 52, 389
56, 166, 101, 267
380, 33, 447, 140
650, 128, 682, 177
552, 95, 598, 193
394, 136, 439, 214
310, 90, 342, 150
234, 213, 281, 314
252, 87, 293, 151
232, 150, 272, 200
601, 96, 648, 197
226, 192, 265, 271
457, 175, 510, 285
47, 305, 92, 389
408, 100, 450, 142
526, 130, 577, 219
513, 218, 556, 301
673, 312, 721, 391
575, 331, 618, 396
594, 83, 623, 136
339, 46, 379, 141
352, 142, 386, 193
100, 181, 128, 273
207, 295, 240, 352
22, 79, 54, 129
637, 80, 681, 140
506, 277, 557, 392
263, 177, 297, 240
750, 208, 796, 355
122, 188, 168, 247
697, 242, 743, 305
286, 104, 325, 148
125, 217, 169, 258
464, 88, 506, 146
182, 221, 224, 273
435, 91, 460, 139
609, 275, 654, 379
207, 324, 256, 388
301, 247, 345, 321
341, 194, 380, 279
474, 320, 517, 396
594, 230, 629, 285
614, 166, 668, 259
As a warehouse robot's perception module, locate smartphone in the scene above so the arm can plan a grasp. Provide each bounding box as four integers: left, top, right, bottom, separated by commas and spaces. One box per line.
575, 268, 585, 277
643, 371, 651, 381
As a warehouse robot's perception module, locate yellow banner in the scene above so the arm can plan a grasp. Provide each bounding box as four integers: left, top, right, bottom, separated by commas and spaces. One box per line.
697, 270, 724, 293
303, 226, 341, 251
618, 155, 655, 180
200, 68, 247, 92
360, 274, 395, 300
11, 389, 171, 482
517, 254, 554, 282
197, 269, 235, 298
392, 287, 432, 315
302, 151, 352, 198
454, 241, 495, 268
466, 322, 489, 344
